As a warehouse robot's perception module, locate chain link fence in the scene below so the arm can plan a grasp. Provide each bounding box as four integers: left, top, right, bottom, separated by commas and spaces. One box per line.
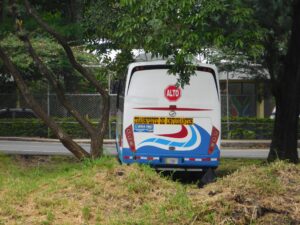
1, 93, 258, 118
0, 93, 117, 138
0, 93, 298, 139
0, 93, 117, 118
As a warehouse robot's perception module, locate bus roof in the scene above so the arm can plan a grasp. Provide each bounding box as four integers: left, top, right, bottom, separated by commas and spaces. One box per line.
127, 60, 218, 74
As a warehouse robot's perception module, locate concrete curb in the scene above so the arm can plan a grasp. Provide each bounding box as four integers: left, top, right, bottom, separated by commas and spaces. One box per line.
222, 140, 300, 148
0, 137, 299, 148
0, 137, 115, 144
221, 140, 270, 149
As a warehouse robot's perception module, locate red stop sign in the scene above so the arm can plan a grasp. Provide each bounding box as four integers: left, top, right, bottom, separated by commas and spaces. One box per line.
164, 85, 181, 101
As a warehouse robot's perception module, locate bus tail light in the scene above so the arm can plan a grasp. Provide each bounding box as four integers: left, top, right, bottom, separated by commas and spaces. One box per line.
125, 125, 136, 152
208, 126, 219, 154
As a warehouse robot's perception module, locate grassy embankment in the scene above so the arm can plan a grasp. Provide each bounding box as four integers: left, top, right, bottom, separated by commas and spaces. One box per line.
0, 155, 299, 225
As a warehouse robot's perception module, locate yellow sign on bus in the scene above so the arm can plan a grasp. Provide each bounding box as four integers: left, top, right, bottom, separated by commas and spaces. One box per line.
134, 117, 193, 125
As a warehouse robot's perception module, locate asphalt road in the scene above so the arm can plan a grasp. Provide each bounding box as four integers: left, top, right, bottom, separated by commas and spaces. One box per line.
2, 140, 299, 159
0, 140, 116, 156
0, 140, 117, 155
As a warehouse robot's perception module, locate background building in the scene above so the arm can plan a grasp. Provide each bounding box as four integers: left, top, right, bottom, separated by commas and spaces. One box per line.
219, 70, 274, 118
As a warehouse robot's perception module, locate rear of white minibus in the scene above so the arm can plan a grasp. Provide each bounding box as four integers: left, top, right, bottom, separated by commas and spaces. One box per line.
117, 61, 220, 171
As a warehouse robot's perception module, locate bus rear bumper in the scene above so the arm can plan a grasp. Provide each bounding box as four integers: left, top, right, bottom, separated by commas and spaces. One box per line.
121, 157, 219, 168
118, 149, 220, 169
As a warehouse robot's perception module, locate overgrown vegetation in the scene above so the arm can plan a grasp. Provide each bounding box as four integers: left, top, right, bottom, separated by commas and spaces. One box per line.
190, 161, 300, 224
0, 155, 299, 224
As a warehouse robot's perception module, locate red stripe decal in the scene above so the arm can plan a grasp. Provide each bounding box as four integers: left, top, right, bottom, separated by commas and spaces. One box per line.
125, 125, 136, 152
208, 126, 220, 154
133, 107, 211, 111
158, 125, 188, 138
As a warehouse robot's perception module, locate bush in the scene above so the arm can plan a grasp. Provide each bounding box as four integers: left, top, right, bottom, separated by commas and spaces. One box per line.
222, 117, 300, 139
48, 118, 90, 138
0, 118, 116, 139
0, 119, 48, 137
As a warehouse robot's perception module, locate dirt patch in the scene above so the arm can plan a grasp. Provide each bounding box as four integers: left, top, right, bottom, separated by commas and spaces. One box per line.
12, 155, 78, 168
188, 161, 300, 224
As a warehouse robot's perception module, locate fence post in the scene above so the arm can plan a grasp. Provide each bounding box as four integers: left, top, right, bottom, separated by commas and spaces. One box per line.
226, 71, 230, 139
47, 83, 50, 138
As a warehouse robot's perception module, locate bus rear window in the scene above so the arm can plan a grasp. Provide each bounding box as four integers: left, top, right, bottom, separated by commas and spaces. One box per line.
127, 68, 219, 105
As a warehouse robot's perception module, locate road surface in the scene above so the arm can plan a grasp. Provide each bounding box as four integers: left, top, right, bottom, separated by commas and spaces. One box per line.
0, 140, 116, 156
1, 140, 299, 159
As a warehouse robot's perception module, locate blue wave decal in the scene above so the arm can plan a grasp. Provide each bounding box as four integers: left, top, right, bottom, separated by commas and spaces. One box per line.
141, 125, 197, 147
155, 139, 171, 145
138, 124, 212, 153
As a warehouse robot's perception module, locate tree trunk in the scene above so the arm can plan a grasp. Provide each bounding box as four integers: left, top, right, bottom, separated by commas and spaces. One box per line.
268, 0, 300, 163
90, 135, 103, 159
0, 0, 4, 23
68, 0, 82, 22
23, 0, 111, 159
0, 46, 90, 160
17, 31, 97, 136
90, 95, 110, 158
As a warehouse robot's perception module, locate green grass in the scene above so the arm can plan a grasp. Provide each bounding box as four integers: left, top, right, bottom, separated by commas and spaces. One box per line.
0, 155, 299, 225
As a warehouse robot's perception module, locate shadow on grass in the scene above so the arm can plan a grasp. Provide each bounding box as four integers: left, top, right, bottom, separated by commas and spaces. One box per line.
159, 170, 206, 185
157, 158, 266, 186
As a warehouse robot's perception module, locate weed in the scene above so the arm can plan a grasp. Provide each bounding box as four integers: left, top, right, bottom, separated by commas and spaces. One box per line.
82, 156, 117, 170
41, 211, 55, 225
125, 165, 158, 194
82, 206, 91, 221
203, 212, 216, 224
74, 176, 95, 190
158, 186, 194, 224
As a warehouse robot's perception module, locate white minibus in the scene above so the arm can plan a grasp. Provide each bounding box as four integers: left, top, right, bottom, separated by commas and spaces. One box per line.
116, 60, 220, 171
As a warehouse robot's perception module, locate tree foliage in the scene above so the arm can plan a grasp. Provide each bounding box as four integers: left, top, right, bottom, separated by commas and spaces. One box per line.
0, 0, 102, 93
85, 0, 264, 85
0, 0, 85, 40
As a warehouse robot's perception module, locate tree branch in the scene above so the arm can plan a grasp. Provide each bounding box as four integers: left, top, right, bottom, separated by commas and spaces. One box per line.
23, 0, 108, 99
8, 0, 97, 136
23, 0, 110, 157
0, 45, 90, 159
23, 0, 110, 146
19, 32, 97, 135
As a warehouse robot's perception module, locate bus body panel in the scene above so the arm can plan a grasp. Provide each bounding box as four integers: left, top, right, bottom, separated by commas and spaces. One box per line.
116, 61, 220, 169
